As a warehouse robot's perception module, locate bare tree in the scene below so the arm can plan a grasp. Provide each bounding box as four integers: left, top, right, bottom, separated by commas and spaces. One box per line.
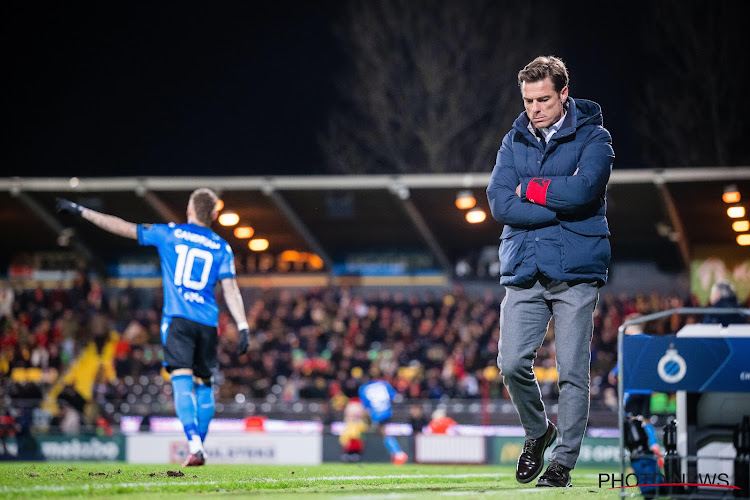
635, 0, 749, 167
322, 0, 556, 174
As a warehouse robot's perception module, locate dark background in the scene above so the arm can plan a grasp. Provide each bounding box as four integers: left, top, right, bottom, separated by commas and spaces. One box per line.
3, 1, 748, 177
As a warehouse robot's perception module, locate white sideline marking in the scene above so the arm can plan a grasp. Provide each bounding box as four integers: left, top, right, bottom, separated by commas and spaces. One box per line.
337, 487, 609, 499
0, 480, 219, 494
315, 473, 509, 480
0, 472, 605, 495
337, 490, 561, 499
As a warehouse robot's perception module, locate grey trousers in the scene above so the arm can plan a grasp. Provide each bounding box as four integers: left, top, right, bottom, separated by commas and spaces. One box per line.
497, 276, 599, 469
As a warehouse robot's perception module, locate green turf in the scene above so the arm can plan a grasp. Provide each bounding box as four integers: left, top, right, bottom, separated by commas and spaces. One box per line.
0, 462, 625, 499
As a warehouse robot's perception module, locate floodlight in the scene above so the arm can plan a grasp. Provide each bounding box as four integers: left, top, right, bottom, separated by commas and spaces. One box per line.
723, 185, 740, 204
218, 213, 240, 226
234, 226, 254, 238
465, 208, 486, 223
727, 206, 746, 218
249, 238, 269, 251
455, 190, 476, 210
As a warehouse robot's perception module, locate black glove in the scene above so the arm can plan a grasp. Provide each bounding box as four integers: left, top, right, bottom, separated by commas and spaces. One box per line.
237, 328, 249, 355
56, 198, 83, 216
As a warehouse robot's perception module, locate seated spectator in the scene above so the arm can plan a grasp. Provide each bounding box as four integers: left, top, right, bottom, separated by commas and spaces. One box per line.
426, 407, 457, 434
703, 281, 746, 326
409, 404, 429, 434
56, 401, 81, 435
0, 409, 15, 456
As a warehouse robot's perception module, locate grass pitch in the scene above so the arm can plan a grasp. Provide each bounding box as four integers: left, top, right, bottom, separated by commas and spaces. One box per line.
0, 462, 625, 499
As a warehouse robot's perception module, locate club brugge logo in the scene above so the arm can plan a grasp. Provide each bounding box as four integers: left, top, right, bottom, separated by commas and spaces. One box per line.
657, 344, 686, 384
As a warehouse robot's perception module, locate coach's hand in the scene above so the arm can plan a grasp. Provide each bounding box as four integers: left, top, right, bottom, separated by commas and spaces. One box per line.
237, 328, 250, 355
56, 198, 84, 216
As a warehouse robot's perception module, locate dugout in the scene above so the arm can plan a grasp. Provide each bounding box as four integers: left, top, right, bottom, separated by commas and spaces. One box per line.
618, 310, 750, 498
676, 324, 750, 495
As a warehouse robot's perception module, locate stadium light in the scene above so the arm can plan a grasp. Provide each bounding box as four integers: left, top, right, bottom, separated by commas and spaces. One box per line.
738, 234, 750, 246
733, 220, 750, 232
233, 226, 254, 238
296, 252, 325, 270
465, 208, 486, 224
723, 185, 741, 204
280, 250, 300, 261
218, 213, 240, 226
727, 206, 746, 218
308, 254, 324, 270
455, 190, 476, 210
215, 199, 224, 211
249, 238, 269, 251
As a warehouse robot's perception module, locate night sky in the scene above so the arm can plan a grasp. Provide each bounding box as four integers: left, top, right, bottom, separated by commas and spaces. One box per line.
3, 1, 747, 177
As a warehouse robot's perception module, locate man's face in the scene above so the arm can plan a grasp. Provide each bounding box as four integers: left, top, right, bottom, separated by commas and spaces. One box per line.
521, 77, 568, 129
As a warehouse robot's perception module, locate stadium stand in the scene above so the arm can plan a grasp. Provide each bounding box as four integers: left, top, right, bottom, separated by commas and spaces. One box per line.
3, 277, 737, 436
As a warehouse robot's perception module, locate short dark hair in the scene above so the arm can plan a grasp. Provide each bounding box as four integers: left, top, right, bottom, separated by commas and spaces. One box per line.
189, 188, 218, 226
518, 56, 569, 93
711, 281, 737, 301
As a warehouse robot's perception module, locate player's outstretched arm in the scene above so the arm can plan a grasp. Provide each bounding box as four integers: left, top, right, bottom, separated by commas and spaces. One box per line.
220, 277, 250, 355
56, 198, 137, 240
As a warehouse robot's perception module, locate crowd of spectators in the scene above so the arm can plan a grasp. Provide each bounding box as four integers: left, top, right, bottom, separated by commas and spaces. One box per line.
1, 272, 747, 440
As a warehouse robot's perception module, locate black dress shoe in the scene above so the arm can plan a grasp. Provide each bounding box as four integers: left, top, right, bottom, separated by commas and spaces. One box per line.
536, 460, 572, 487
516, 421, 557, 483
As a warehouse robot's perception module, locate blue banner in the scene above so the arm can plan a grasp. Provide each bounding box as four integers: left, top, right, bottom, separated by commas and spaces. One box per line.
332, 250, 440, 276
622, 335, 750, 393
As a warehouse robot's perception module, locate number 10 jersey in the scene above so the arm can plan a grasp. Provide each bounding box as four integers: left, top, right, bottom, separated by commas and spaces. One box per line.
138, 222, 236, 327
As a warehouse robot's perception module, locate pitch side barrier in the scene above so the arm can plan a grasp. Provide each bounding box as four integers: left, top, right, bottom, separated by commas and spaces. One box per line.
1, 425, 623, 466
617, 307, 750, 498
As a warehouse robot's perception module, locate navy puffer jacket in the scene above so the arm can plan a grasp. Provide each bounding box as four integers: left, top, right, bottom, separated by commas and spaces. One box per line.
486, 97, 614, 285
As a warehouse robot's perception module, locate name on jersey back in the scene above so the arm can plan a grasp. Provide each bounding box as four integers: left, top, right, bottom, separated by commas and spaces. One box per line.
174, 228, 221, 250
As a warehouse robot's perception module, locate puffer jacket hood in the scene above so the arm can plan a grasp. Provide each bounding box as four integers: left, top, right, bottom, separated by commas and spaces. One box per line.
513, 97, 603, 138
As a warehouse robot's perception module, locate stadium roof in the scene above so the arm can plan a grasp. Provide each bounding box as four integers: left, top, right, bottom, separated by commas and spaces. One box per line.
2, 168, 749, 279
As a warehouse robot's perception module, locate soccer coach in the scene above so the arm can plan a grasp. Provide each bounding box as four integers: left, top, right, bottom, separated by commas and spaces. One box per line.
486, 55, 614, 487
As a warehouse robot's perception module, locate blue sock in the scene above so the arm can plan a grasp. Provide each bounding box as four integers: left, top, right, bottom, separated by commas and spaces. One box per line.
384, 435, 402, 455
195, 382, 215, 443
171, 374, 200, 442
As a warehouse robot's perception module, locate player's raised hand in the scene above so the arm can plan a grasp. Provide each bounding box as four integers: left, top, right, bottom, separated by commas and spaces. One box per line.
56, 198, 83, 216
237, 328, 249, 356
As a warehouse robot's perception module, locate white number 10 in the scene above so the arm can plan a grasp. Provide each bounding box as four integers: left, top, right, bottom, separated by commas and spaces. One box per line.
174, 244, 213, 290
